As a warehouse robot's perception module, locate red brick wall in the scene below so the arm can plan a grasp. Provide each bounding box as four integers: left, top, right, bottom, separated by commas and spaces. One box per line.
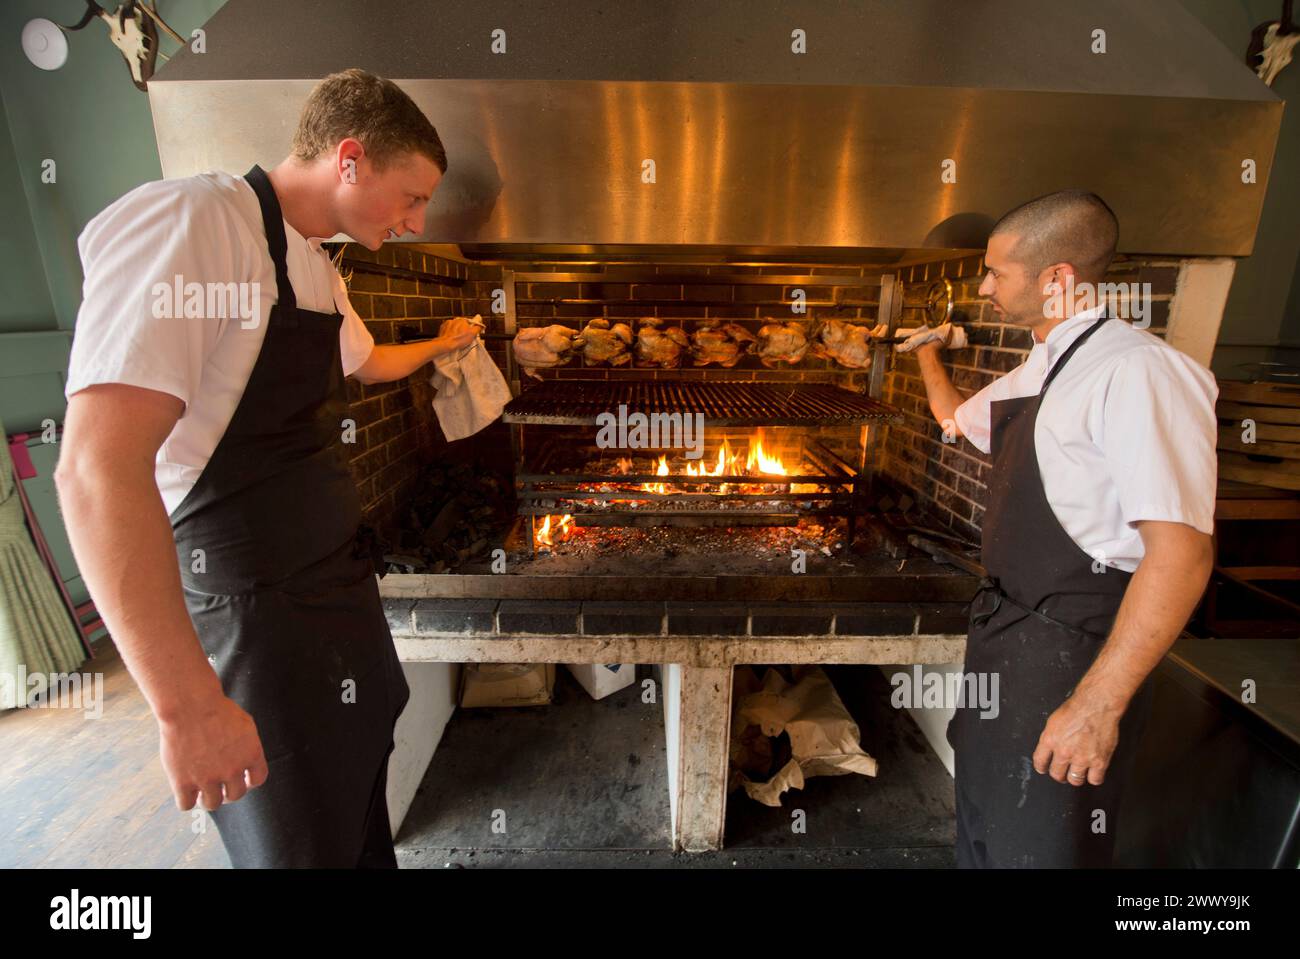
336, 244, 1189, 545
334, 243, 495, 534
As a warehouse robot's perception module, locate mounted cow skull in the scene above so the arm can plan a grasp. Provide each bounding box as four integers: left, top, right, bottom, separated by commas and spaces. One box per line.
1247, 0, 1299, 86
59, 0, 185, 92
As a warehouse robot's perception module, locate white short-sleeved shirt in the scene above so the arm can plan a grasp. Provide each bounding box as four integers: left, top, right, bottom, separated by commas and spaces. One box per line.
953, 304, 1218, 572
65, 170, 376, 517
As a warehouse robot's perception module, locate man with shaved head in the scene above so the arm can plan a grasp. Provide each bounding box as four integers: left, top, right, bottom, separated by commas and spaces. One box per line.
911, 190, 1218, 868
987, 189, 1119, 294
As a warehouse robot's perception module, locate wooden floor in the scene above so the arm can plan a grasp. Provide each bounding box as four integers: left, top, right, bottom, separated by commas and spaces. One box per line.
0, 641, 229, 868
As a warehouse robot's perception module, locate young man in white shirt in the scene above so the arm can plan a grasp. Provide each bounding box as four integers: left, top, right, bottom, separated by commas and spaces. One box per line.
910, 190, 1217, 868
55, 68, 479, 868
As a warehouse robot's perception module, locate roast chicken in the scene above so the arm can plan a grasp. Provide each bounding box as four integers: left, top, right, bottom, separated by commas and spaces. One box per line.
752, 321, 810, 367
811, 319, 874, 370
689, 321, 757, 367
635, 318, 691, 368
579, 318, 634, 367
512, 324, 585, 380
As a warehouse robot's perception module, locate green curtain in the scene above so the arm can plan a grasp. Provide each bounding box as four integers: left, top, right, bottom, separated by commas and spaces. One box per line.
0, 419, 86, 709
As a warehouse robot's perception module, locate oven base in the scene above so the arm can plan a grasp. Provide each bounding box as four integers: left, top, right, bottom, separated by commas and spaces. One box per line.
383, 619, 966, 852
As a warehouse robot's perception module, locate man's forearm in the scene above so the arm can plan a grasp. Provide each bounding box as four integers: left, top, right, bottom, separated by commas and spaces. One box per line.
1070, 536, 1214, 714
54, 466, 223, 723
354, 338, 462, 383
915, 345, 966, 431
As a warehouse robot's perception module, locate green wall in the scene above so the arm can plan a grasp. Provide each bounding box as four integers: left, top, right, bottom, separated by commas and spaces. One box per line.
0, 1, 226, 621
0, 95, 54, 334
0, 0, 227, 344
0, 0, 228, 431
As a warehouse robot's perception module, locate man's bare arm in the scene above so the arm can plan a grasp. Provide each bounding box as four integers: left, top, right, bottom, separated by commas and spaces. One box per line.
913, 341, 966, 437
54, 384, 267, 811
1033, 520, 1215, 784
1070, 520, 1215, 712
351, 319, 480, 384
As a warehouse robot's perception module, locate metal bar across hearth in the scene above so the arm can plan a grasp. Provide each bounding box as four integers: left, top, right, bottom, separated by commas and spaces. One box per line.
502, 380, 902, 427
517, 471, 853, 485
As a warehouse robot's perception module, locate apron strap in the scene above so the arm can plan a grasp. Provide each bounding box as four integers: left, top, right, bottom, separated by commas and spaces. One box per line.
969, 576, 1108, 642
1040, 310, 1109, 396
243, 164, 299, 315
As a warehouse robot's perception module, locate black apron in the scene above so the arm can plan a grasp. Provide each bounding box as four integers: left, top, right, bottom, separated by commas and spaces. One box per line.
945, 312, 1154, 868
169, 164, 410, 868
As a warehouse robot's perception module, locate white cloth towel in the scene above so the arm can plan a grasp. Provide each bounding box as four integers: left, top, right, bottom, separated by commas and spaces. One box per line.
429, 315, 513, 441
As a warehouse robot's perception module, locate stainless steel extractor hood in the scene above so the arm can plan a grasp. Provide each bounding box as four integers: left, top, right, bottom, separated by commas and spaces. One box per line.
148, 0, 1283, 256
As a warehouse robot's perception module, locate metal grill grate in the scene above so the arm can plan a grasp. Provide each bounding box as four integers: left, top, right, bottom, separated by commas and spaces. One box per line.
502, 379, 902, 427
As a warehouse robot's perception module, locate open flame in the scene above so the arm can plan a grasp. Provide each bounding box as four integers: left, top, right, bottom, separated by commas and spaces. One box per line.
535, 512, 574, 547
640, 431, 789, 493
533, 432, 815, 547
685, 443, 728, 478
647, 454, 670, 494
745, 432, 787, 476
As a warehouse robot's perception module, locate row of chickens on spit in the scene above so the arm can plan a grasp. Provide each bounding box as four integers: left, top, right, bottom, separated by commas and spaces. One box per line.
512, 317, 887, 380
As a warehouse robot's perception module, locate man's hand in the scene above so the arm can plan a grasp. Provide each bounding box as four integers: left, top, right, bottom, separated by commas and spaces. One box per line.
1030, 522, 1214, 788
439, 316, 476, 338
159, 693, 269, 811
1032, 694, 1124, 787
438, 316, 480, 352
352, 315, 483, 383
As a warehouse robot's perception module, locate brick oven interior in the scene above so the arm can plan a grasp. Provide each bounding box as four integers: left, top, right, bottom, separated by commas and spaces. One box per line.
333, 242, 1183, 579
